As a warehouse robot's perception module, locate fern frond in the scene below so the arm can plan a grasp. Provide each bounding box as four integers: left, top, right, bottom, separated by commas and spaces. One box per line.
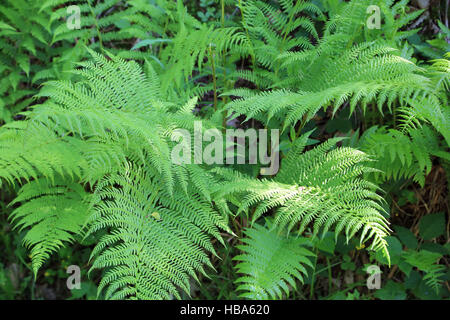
403, 250, 446, 293
234, 222, 314, 299
9, 178, 90, 276
357, 125, 450, 186
88, 163, 225, 300
214, 133, 391, 261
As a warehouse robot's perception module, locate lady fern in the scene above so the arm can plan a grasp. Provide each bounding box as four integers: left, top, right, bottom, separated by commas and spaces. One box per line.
0, 50, 229, 299
9, 178, 90, 276
88, 163, 226, 299
1, 0, 447, 301
234, 222, 315, 299
351, 125, 450, 186
213, 131, 391, 260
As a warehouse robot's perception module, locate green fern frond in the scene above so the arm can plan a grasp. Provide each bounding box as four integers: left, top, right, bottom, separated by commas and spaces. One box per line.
403, 250, 446, 293
214, 132, 391, 261
9, 178, 90, 276
234, 222, 315, 299
356, 125, 450, 186
88, 163, 225, 300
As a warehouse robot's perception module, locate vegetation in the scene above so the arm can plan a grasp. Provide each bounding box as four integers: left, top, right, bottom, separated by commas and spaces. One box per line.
0, 0, 448, 300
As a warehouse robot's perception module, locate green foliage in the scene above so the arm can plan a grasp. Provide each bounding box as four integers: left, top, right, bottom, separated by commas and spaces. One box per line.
225, 0, 449, 147
418, 212, 446, 240
373, 280, 407, 300
214, 131, 391, 260
88, 163, 225, 299
353, 125, 450, 186
234, 222, 314, 299
0, 0, 84, 122
1, 50, 229, 299
0, 0, 448, 301
9, 178, 90, 277
393, 226, 418, 250
402, 250, 446, 293
372, 220, 449, 297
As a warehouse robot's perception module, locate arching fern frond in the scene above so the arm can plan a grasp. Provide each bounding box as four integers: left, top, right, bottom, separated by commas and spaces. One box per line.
355, 125, 450, 186
9, 178, 90, 276
403, 250, 446, 294
213, 132, 391, 261
234, 222, 314, 299
0, 49, 231, 286
0, 121, 87, 187
87, 163, 226, 300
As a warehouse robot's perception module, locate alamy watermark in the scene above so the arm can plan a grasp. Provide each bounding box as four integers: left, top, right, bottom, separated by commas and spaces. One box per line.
66, 5, 81, 30
366, 265, 382, 289
366, 5, 381, 30
171, 121, 280, 175
66, 265, 81, 290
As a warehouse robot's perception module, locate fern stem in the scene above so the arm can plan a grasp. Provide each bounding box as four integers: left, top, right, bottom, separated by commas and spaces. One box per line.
238, 0, 256, 71
326, 257, 332, 294
276, 2, 301, 79
281, 0, 301, 47
309, 248, 319, 299
209, 45, 218, 111
221, 63, 231, 131
393, 103, 397, 129
31, 280, 35, 300
88, 0, 104, 51
220, 0, 229, 129
294, 113, 309, 141
221, 0, 225, 28
316, 261, 342, 275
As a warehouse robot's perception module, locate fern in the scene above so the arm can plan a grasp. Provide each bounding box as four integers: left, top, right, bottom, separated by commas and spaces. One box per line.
87, 163, 226, 299
9, 178, 90, 276
1, 0, 447, 301
0, 0, 66, 121
0, 50, 230, 299
0, 0, 180, 122
403, 250, 446, 293
352, 125, 450, 186
213, 131, 391, 261
225, 0, 448, 147
234, 222, 315, 299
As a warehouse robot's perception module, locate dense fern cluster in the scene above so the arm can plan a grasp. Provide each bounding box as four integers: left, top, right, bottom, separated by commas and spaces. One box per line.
213, 131, 390, 257
0, 0, 448, 300
2, 51, 231, 298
